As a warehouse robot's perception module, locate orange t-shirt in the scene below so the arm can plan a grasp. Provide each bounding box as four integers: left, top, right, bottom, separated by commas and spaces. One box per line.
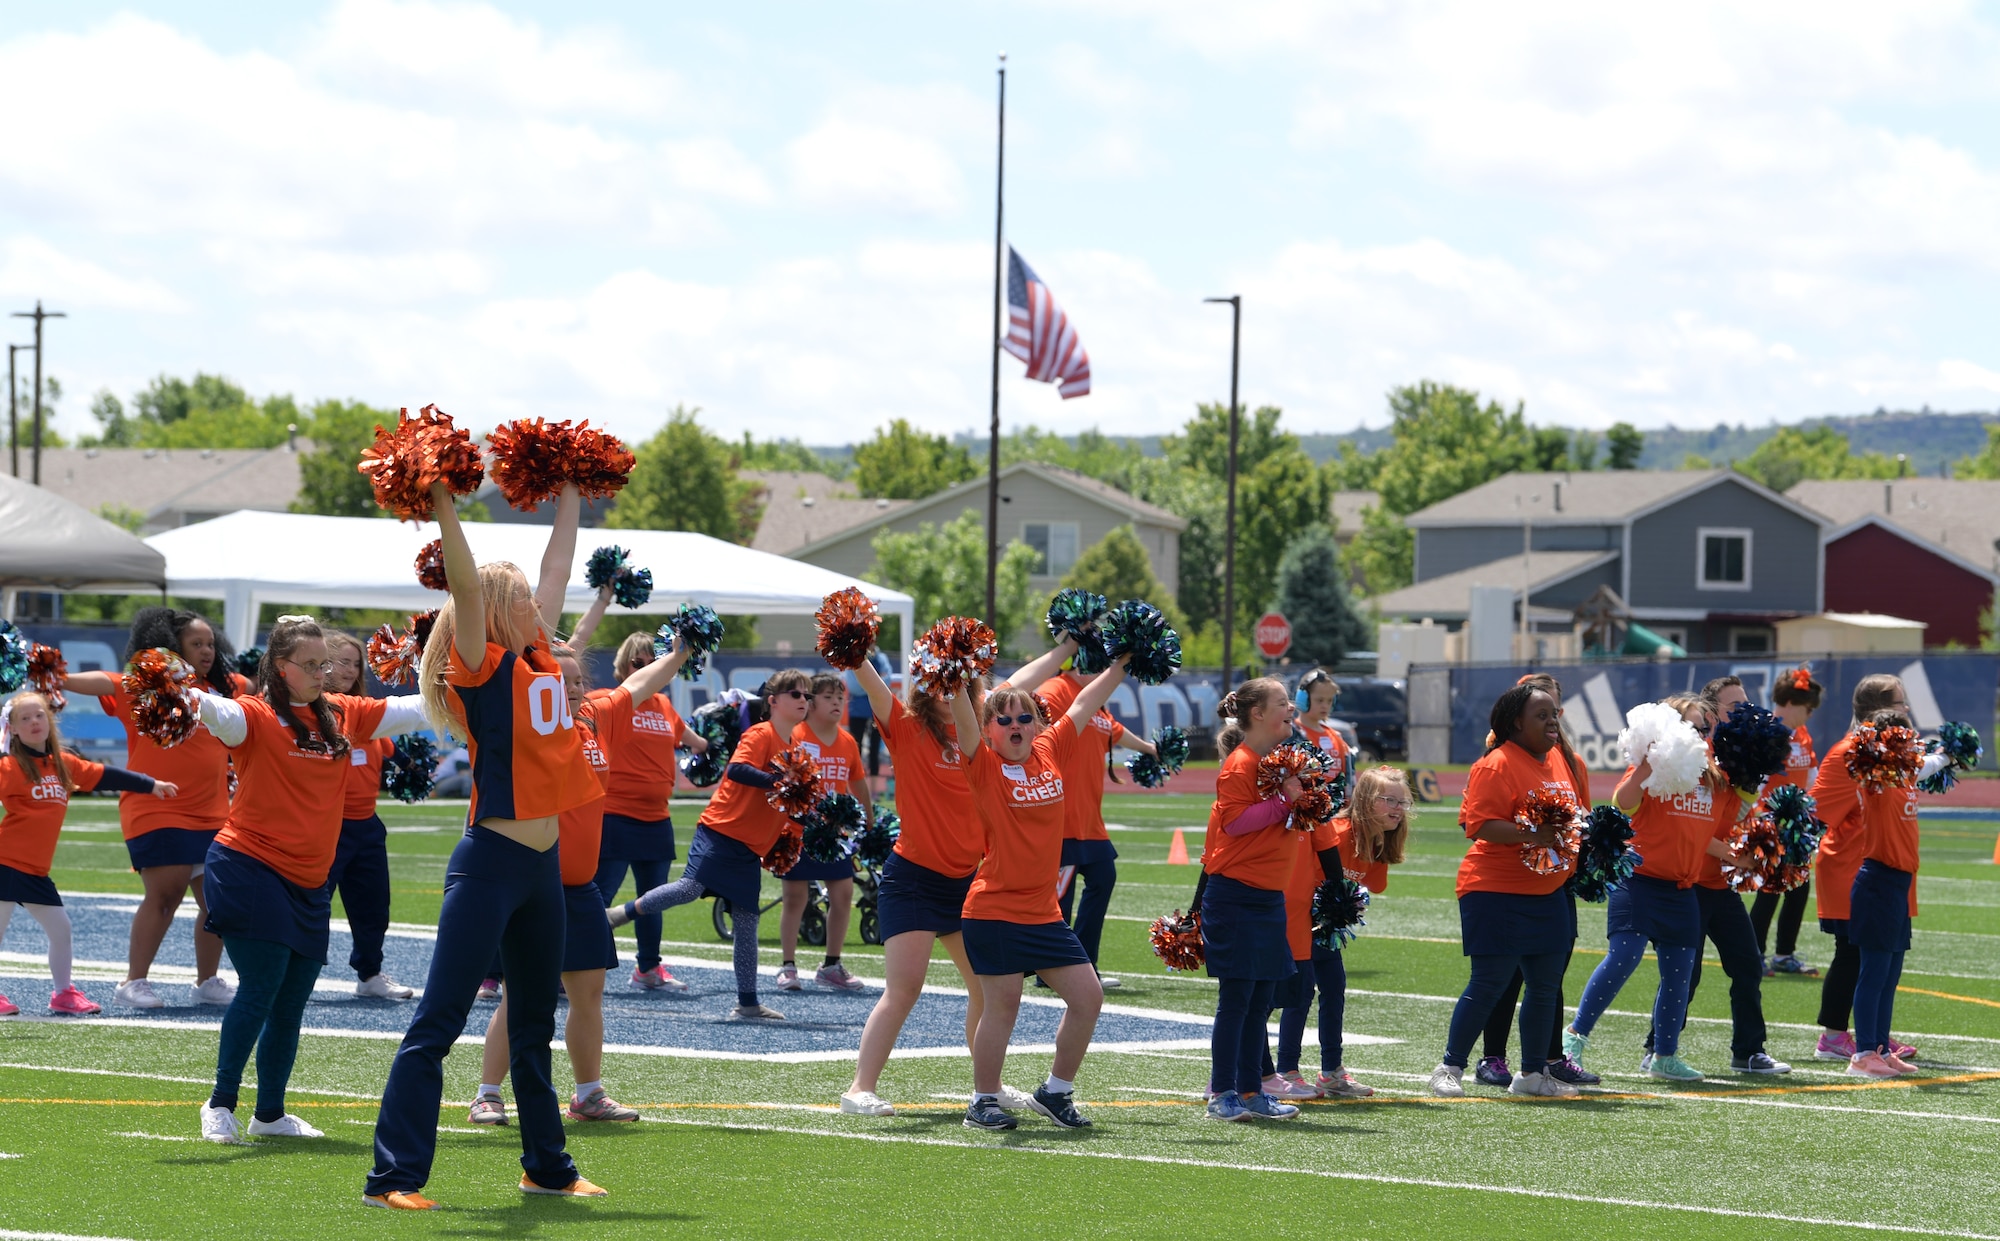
215, 693, 389, 889
444, 639, 599, 825
1299, 721, 1351, 782
879, 698, 981, 878
697, 720, 792, 855
1758, 726, 1816, 804
1202, 743, 1298, 892
1694, 781, 1754, 890
1035, 675, 1125, 843
1455, 742, 1582, 898
1283, 814, 1393, 958
962, 716, 1078, 924
1628, 770, 1723, 888
98, 687, 232, 839
602, 691, 684, 821
342, 736, 392, 821
0, 754, 107, 876
557, 687, 630, 886
790, 722, 864, 797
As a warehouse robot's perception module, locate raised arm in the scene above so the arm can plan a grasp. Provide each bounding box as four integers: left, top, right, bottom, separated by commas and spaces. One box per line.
64, 670, 120, 697
997, 635, 1080, 693
1613, 759, 1651, 814
369, 693, 434, 740
433, 482, 486, 670
534, 482, 582, 632
1064, 660, 1127, 732
567, 582, 613, 651
851, 657, 896, 722
620, 631, 690, 704
949, 687, 982, 760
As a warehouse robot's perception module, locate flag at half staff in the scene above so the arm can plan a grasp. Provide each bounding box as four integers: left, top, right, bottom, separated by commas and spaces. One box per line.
1004, 246, 1091, 398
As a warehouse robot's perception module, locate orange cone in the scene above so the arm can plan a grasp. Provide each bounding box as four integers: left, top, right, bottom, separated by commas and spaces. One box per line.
1991, 829, 2000, 866
1167, 829, 1191, 866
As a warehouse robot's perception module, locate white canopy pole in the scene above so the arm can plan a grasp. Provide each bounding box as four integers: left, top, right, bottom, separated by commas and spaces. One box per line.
224, 582, 257, 651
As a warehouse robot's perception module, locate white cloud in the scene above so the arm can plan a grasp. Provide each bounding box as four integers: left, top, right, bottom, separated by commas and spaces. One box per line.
660, 138, 773, 204
785, 116, 965, 214
0, 237, 187, 313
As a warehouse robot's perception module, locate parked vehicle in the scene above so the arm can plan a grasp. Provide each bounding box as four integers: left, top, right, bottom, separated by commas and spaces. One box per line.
1331, 676, 1407, 762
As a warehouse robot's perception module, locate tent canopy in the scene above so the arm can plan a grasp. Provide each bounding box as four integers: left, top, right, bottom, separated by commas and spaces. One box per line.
0, 472, 167, 591
135, 510, 915, 664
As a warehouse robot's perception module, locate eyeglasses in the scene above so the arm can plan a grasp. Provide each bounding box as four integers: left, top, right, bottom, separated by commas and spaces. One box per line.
1375, 795, 1412, 808
282, 657, 333, 676
990, 712, 1038, 727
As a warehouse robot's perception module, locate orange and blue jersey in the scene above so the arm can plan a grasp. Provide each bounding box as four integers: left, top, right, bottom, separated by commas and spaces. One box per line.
443, 638, 599, 825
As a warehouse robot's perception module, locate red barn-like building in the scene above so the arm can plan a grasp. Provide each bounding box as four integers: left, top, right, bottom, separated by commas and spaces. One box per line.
1791, 480, 2000, 649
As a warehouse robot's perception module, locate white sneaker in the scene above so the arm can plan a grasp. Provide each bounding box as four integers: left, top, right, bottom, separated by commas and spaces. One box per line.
1507, 1071, 1579, 1098
355, 974, 415, 1000
815, 962, 867, 992
995, 1083, 1035, 1112
195, 976, 236, 1006
115, 978, 165, 1009
200, 1103, 243, 1144
839, 1090, 895, 1117
1428, 1064, 1465, 1098
1097, 974, 1122, 990
247, 1113, 325, 1138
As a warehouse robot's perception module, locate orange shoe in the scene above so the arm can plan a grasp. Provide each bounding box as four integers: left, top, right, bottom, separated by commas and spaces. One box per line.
1846, 1051, 1899, 1080
363, 1190, 441, 1211
520, 1175, 607, 1197
1882, 1051, 1920, 1075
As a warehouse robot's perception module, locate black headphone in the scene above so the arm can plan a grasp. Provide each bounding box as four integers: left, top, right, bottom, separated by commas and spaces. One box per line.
1294, 668, 1336, 713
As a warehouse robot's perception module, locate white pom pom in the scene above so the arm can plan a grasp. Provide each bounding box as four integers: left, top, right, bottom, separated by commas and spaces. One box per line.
1618, 702, 1707, 797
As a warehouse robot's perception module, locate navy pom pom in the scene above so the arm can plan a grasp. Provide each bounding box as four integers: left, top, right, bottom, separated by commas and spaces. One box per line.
800, 793, 865, 864
1311, 877, 1370, 950
1125, 724, 1190, 789
677, 698, 744, 787
852, 810, 900, 869
1919, 721, 1983, 794
233, 647, 265, 681
585, 545, 629, 591
0, 620, 29, 693
611, 566, 652, 609
1712, 700, 1793, 793
1571, 804, 1642, 903
656, 604, 725, 680
1098, 599, 1182, 685
380, 734, 439, 804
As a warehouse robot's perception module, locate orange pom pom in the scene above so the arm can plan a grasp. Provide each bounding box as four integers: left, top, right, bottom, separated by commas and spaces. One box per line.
357, 405, 484, 522
123, 648, 200, 748
414, 539, 447, 591
910, 617, 997, 698
25, 644, 67, 711
1514, 788, 1581, 876
1149, 910, 1205, 971
761, 827, 804, 875
560, 422, 635, 500
765, 747, 825, 818
814, 587, 880, 670
486, 418, 571, 512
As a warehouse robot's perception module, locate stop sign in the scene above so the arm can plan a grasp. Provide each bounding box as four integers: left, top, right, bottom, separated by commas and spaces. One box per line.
1254, 611, 1293, 659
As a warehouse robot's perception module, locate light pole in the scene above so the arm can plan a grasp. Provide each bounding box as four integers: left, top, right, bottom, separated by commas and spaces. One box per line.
6, 342, 27, 479
11, 301, 65, 485
1203, 295, 1241, 691
984, 52, 1007, 625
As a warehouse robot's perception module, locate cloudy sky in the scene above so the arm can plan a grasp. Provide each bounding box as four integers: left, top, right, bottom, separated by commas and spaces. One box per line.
3, 1, 1999, 447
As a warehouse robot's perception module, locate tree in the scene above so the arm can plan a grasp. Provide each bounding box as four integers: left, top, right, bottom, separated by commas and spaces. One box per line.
1954, 424, 2000, 479
1345, 504, 1416, 600
292, 399, 399, 517
734, 431, 842, 476
869, 510, 1040, 655
998, 423, 1145, 485
852, 419, 977, 499
83, 371, 298, 449
1061, 525, 1179, 621
1274, 526, 1371, 667
1733, 426, 1898, 493
607, 405, 762, 543
1605, 421, 1645, 469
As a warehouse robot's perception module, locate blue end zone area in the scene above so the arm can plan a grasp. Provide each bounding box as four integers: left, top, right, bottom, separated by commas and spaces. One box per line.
0, 892, 1222, 1062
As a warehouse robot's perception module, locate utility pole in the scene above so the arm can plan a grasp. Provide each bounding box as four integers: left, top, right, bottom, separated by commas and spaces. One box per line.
11, 301, 65, 485
984, 52, 1007, 624
6, 343, 26, 479
1203, 295, 1242, 691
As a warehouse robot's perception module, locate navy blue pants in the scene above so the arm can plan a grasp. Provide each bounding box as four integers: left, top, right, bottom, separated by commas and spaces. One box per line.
328, 816, 392, 981
1445, 951, 1565, 1074
209, 934, 321, 1122
1644, 885, 1768, 1058
1276, 952, 1347, 1075
593, 856, 674, 973
1212, 977, 1277, 1096
1056, 855, 1116, 966
367, 827, 574, 1196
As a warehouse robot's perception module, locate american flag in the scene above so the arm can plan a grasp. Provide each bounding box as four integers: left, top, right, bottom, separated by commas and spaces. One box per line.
1003, 246, 1091, 399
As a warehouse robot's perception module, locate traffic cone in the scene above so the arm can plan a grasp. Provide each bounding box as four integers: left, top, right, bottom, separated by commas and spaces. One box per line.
1166, 829, 1191, 866
1991, 829, 2000, 866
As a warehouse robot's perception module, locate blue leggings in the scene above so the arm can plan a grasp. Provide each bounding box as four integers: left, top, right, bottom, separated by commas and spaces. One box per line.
1853, 948, 1907, 1054
1275, 953, 1347, 1075
593, 856, 673, 972
367, 827, 574, 1196
208, 935, 321, 1121
1057, 855, 1117, 966
1572, 933, 1698, 1057
1445, 952, 1566, 1075
328, 818, 391, 981
1212, 977, 1277, 1096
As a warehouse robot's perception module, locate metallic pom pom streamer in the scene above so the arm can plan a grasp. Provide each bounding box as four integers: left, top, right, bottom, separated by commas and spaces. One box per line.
1311, 877, 1370, 950
1098, 599, 1182, 685
657, 604, 726, 680
1125, 724, 1190, 788
765, 748, 826, 818
761, 828, 804, 876
380, 734, 439, 804
1721, 815, 1790, 893
357, 405, 484, 522
0, 620, 33, 692
852, 810, 900, 870
1762, 784, 1827, 866
610, 567, 652, 609
814, 587, 880, 670
25, 644, 67, 710
485, 418, 572, 511
414, 539, 448, 591
558, 422, 636, 500
677, 699, 743, 787
366, 610, 437, 688
1255, 742, 1315, 801
1846, 723, 1922, 794
124, 648, 201, 748
1046, 588, 1107, 650
910, 617, 998, 699
1919, 721, 1983, 795
1571, 804, 1641, 903
585, 545, 630, 591
800, 793, 865, 864
1514, 788, 1581, 876
1712, 700, 1793, 793
233, 648, 265, 681
1149, 909, 1205, 972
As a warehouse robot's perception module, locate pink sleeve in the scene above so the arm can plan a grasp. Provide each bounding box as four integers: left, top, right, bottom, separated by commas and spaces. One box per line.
1222, 796, 1290, 836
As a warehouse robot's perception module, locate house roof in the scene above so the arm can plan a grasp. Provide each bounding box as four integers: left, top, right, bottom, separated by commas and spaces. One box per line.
34, 444, 307, 529
1370, 549, 1619, 620
746, 471, 909, 555
1406, 469, 1824, 529
1790, 479, 2000, 575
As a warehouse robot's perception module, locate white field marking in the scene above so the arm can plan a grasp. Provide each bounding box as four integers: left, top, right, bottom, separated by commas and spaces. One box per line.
638, 1113, 2000, 1241
383, 826, 444, 833
1109, 1086, 1206, 1098
111, 1131, 192, 1142
0, 959, 421, 1001
0, 1153, 19, 1159
0, 1232, 144, 1241
342, 1120, 482, 1134
0, 1062, 376, 1098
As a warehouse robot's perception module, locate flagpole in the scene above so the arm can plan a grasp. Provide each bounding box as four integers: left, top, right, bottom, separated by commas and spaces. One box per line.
985, 51, 1006, 625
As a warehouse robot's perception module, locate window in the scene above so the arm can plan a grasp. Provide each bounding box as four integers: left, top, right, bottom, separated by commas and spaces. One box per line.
1023, 521, 1080, 576
1730, 628, 1773, 655
1696, 527, 1752, 591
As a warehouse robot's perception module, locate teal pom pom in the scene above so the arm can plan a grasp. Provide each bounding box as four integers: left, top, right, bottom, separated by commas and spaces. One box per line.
800, 793, 865, 864
380, 734, 439, 804
1763, 783, 1826, 865
1311, 877, 1370, 950
1920, 721, 1983, 794
656, 604, 725, 679
585, 545, 629, 591
233, 647, 265, 681
610, 567, 652, 609
1126, 724, 1190, 788
1571, 804, 1641, 903
1099, 600, 1181, 685
853, 810, 900, 869
677, 698, 744, 787
1047, 588, 1109, 673
0, 620, 28, 692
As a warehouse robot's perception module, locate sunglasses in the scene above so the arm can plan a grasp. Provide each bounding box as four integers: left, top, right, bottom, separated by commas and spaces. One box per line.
775, 690, 812, 701
990, 712, 1038, 727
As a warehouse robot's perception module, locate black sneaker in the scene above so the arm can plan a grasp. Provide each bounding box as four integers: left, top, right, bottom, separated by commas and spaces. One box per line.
963, 1097, 1017, 1130
1548, 1056, 1600, 1086
1028, 1086, 1092, 1129
1474, 1056, 1513, 1088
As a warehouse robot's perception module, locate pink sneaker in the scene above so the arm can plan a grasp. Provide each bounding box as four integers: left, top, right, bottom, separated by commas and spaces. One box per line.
48, 986, 100, 1016
632, 965, 689, 993
1846, 1051, 1899, 1080
1881, 1050, 1919, 1075
1888, 1038, 1917, 1061
0, 993, 17, 1017
1814, 1031, 1857, 1061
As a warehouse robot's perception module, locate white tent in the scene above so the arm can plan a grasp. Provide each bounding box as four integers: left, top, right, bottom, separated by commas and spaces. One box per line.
137, 510, 914, 665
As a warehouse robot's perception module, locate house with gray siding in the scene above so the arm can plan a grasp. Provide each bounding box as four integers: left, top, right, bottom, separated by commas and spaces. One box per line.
1373, 469, 1825, 655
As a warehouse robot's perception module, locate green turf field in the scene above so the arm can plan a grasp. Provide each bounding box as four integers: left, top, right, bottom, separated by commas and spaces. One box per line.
2, 793, 1996, 1239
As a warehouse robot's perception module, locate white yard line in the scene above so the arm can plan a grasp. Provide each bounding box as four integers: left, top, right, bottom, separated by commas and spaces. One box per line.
0, 1061, 377, 1098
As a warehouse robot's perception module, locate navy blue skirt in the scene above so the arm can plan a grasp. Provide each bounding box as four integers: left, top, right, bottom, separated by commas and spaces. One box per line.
1604, 873, 1703, 948
201, 841, 332, 963
127, 826, 219, 870
0, 862, 59, 906
1060, 838, 1118, 867
1458, 888, 1573, 957
961, 918, 1091, 976
682, 824, 764, 910
562, 883, 619, 973
1848, 860, 1914, 952
600, 812, 677, 865
875, 850, 973, 941
1201, 874, 1296, 981
781, 854, 857, 883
